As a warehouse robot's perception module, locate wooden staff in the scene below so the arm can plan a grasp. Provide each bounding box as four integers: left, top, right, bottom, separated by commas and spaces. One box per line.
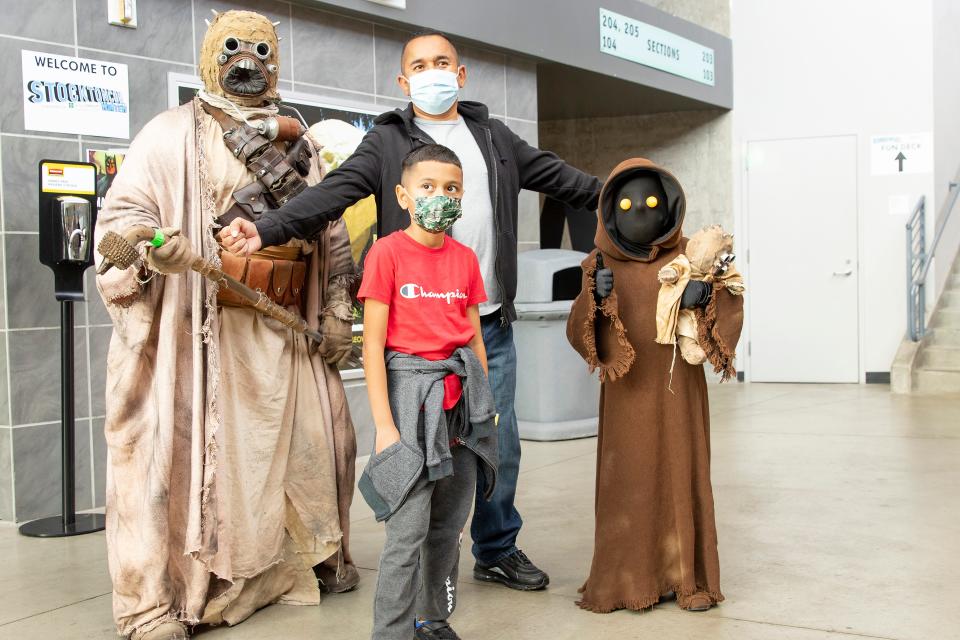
97, 225, 324, 346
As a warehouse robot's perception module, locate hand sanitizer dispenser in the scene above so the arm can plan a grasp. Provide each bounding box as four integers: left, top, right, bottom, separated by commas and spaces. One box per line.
22, 160, 105, 538
37, 160, 98, 299
56, 196, 93, 263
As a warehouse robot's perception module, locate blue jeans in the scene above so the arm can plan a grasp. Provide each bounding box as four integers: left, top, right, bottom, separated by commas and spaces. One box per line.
471, 313, 523, 565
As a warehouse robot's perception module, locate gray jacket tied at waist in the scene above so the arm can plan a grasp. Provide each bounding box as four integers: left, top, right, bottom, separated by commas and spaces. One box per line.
359, 347, 499, 521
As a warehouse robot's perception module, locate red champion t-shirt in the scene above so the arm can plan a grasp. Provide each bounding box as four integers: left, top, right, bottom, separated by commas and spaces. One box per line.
357, 230, 487, 409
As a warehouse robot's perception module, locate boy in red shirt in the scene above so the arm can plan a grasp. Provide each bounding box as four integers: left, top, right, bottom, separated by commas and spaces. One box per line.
358, 144, 498, 640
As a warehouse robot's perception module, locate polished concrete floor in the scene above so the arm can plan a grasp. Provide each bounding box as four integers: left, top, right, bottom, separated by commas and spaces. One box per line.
0, 383, 957, 640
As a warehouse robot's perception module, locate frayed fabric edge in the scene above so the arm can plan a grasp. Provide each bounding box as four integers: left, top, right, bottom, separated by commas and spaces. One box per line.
190, 100, 225, 568
580, 255, 636, 383
104, 280, 144, 308
184, 528, 342, 595
597, 293, 636, 382
211, 531, 342, 584
329, 272, 359, 294
696, 282, 736, 382
576, 586, 724, 614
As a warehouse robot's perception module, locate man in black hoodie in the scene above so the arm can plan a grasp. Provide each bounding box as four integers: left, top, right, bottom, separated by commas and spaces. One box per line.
221, 31, 601, 595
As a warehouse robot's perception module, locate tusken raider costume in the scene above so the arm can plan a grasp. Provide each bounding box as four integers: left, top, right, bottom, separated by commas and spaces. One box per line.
94, 11, 359, 640
567, 158, 744, 614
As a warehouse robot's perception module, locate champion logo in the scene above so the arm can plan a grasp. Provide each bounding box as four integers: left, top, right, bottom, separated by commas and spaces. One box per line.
445, 577, 455, 613
399, 283, 467, 305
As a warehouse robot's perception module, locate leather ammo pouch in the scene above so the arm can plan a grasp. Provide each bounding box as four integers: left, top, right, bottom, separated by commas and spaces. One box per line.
199, 101, 309, 230
219, 181, 269, 228
217, 250, 307, 311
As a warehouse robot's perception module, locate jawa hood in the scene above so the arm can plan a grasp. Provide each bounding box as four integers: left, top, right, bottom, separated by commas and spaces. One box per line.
596, 158, 686, 262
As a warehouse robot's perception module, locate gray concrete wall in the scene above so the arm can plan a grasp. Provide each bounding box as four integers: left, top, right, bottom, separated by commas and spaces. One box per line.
0, 0, 538, 523
538, 1, 733, 238
643, 0, 731, 37
305, 0, 733, 110
539, 110, 733, 236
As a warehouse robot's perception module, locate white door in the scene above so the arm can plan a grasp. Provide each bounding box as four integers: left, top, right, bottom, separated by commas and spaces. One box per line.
746, 136, 859, 382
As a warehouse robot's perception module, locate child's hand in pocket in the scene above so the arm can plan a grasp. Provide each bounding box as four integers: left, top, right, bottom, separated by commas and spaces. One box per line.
375, 425, 401, 454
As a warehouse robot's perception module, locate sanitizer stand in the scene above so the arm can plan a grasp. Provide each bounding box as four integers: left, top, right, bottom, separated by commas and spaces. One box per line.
20, 160, 106, 537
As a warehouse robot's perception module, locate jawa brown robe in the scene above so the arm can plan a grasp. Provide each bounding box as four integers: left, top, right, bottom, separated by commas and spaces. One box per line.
95, 99, 357, 636
567, 158, 743, 612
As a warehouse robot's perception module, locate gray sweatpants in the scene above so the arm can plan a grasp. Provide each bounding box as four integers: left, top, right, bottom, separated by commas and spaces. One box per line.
372, 445, 478, 640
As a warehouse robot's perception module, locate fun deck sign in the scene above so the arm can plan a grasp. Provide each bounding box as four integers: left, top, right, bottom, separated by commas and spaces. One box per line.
22, 50, 130, 139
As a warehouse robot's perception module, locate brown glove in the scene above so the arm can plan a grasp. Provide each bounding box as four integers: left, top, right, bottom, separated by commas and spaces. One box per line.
145, 228, 195, 275
315, 273, 357, 366
317, 312, 354, 367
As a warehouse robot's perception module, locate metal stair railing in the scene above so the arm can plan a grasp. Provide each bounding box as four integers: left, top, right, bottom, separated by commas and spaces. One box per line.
906, 174, 960, 341
906, 196, 926, 341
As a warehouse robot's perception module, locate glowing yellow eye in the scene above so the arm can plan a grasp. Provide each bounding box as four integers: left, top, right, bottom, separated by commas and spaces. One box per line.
619, 198, 632, 211
646, 196, 659, 208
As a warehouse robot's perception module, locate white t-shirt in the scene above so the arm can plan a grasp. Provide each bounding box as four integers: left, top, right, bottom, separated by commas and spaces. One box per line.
414, 117, 500, 316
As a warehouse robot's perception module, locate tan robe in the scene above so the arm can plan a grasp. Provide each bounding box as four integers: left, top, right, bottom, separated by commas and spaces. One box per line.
95, 99, 356, 636
566, 158, 744, 613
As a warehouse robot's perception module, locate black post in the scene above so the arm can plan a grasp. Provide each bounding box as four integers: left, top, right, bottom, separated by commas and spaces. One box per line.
18, 300, 104, 537
61, 300, 76, 529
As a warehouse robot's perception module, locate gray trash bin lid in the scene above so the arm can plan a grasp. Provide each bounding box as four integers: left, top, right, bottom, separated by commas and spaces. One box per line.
516, 249, 588, 304
514, 300, 572, 321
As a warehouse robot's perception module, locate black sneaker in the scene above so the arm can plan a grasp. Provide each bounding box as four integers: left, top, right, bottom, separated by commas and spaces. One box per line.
473, 550, 549, 591
415, 620, 461, 639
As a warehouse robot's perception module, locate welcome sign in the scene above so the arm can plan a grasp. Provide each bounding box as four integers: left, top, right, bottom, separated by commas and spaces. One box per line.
22, 50, 130, 139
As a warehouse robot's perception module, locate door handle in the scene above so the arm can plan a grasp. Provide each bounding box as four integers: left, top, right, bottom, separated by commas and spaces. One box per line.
832, 269, 853, 277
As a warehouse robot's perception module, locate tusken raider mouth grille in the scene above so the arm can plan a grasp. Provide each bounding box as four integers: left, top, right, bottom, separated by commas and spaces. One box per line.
222, 57, 268, 95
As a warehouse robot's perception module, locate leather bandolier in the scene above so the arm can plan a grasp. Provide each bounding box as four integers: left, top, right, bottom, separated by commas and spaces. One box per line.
201, 101, 315, 312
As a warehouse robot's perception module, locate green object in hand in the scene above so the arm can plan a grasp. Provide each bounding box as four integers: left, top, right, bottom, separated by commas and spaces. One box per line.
150, 228, 165, 248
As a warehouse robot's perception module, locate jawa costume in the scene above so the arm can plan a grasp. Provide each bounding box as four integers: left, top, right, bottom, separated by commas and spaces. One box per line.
94, 11, 358, 639
566, 159, 744, 613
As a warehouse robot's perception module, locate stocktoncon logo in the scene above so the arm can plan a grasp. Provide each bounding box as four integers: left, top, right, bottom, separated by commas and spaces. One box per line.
24, 55, 128, 114
26, 78, 128, 113
399, 283, 468, 304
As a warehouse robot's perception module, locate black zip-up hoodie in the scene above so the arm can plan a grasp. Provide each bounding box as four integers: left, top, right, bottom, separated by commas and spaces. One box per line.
254, 101, 602, 324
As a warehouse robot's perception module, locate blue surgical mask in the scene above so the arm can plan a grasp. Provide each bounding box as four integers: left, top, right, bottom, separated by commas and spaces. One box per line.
406, 69, 459, 116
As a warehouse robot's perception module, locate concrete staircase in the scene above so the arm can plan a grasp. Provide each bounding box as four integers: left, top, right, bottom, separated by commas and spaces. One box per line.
892, 258, 960, 393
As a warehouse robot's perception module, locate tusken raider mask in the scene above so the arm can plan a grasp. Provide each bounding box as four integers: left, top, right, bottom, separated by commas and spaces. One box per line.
199, 10, 280, 107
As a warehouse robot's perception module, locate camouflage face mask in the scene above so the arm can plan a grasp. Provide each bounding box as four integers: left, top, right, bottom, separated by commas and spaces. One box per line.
411, 194, 462, 232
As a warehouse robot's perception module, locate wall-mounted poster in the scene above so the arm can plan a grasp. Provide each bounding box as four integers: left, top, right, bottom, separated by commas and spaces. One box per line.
22, 50, 130, 138
176, 81, 382, 370
86, 149, 127, 208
